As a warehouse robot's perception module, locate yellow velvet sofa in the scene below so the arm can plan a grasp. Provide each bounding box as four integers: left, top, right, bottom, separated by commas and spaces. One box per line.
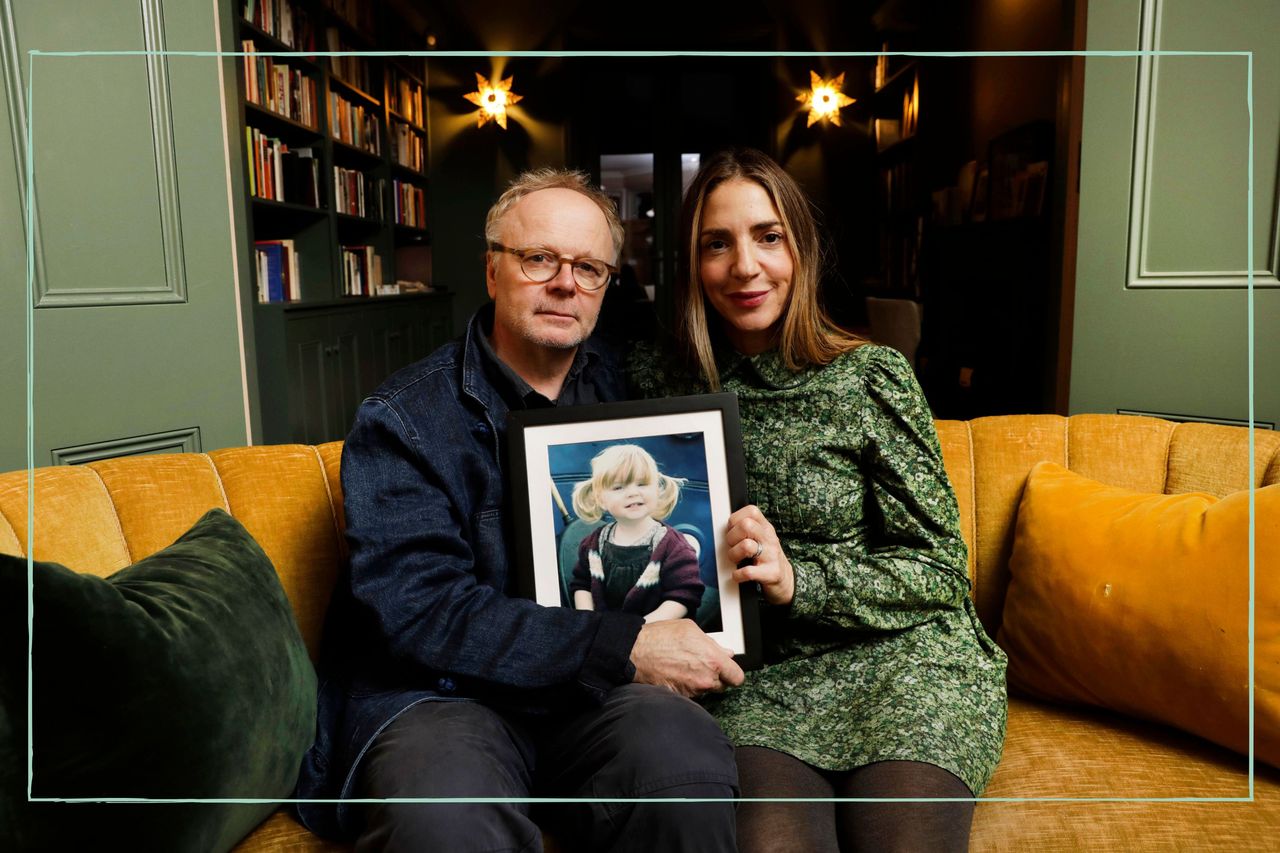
2, 414, 1277, 851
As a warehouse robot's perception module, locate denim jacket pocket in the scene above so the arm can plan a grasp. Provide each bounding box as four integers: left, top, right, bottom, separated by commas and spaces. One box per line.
471, 507, 508, 589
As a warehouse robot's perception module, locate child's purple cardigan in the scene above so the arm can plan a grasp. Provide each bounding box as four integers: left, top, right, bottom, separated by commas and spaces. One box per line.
569, 522, 705, 617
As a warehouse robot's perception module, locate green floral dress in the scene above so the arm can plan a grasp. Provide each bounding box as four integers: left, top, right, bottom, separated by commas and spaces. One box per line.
629, 342, 1008, 795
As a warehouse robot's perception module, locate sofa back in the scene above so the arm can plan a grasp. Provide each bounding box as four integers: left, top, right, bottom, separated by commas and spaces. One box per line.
935, 414, 1280, 636
2, 414, 1277, 656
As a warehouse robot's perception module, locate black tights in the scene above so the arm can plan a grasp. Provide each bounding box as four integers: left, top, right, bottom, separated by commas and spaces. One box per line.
735, 746, 975, 853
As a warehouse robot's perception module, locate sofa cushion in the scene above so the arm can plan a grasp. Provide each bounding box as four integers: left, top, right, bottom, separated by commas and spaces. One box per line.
0, 508, 317, 852
998, 462, 1278, 767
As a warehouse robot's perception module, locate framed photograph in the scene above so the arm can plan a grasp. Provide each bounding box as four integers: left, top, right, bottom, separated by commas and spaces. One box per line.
507, 393, 761, 669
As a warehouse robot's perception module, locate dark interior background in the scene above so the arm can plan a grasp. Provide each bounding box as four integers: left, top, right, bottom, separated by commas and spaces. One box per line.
391, 0, 1079, 418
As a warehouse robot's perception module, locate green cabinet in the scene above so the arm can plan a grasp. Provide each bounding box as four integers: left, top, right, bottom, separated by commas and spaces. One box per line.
266, 292, 453, 445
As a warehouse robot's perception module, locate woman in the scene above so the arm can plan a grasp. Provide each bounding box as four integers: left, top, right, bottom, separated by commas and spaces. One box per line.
629, 148, 1007, 852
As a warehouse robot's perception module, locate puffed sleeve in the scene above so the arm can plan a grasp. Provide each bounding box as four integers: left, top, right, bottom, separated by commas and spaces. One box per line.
656, 527, 705, 613
786, 346, 971, 633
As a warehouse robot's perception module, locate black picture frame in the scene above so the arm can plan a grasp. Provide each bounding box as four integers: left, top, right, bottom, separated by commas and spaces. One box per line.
507, 393, 761, 670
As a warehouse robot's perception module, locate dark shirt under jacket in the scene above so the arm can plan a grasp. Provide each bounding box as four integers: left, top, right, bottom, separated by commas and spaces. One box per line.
294, 303, 643, 839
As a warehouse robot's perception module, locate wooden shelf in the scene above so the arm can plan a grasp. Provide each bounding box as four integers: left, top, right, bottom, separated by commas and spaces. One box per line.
328, 73, 382, 108
336, 211, 385, 227
330, 137, 383, 163
391, 161, 428, 180
876, 134, 918, 157
238, 18, 318, 62
394, 223, 430, 241
245, 100, 322, 136
387, 109, 427, 133
873, 60, 917, 97
252, 197, 327, 215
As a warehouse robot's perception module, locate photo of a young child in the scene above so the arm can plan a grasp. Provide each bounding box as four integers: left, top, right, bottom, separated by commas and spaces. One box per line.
547, 433, 720, 630
568, 444, 703, 623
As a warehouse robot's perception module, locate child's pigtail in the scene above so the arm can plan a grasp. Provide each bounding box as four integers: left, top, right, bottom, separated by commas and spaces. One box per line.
572, 479, 603, 523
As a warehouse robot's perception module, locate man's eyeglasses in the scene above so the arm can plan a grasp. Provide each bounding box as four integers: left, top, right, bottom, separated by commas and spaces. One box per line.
491, 244, 617, 292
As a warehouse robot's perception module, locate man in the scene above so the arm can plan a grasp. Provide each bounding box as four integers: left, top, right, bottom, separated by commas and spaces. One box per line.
295, 169, 743, 852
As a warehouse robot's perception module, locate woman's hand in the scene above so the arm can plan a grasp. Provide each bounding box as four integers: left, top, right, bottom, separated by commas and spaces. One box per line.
726, 505, 794, 606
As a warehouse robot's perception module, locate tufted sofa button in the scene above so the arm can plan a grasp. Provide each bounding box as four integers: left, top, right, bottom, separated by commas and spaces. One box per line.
437, 677, 456, 693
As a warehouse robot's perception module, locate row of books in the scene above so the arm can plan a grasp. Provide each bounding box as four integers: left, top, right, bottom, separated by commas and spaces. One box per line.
390, 122, 425, 172
878, 218, 923, 296
880, 162, 918, 216
242, 41, 317, 128
242, 0, 315, 51
392, 180, 426, 229
341, 244, 384, 297
246, 128, 321, 205
329, 92, 381, 154
324, 27, 376, 95
387, 67, 425, 126
334, 167, 386, 219
323, 0, 376, 38
254, 239, 301, 302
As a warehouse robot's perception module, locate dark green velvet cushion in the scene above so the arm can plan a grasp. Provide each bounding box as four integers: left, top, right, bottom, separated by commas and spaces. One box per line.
0, 508, 317, 852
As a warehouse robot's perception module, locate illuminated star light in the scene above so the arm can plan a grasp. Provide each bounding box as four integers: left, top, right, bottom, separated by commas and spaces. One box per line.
798, 70, 855, 127
464, 72, 522, 129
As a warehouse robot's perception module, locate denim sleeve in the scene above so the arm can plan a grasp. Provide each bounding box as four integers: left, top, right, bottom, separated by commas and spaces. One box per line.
340, 396, 642, 708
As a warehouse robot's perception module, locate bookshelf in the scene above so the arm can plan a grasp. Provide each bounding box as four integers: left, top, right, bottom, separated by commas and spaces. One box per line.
855, 0, 1067, 418
868, 53, 925, 299
232, 0, 448, 444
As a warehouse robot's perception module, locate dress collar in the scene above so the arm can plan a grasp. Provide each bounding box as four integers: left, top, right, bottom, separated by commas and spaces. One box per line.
713, 336, 814, 391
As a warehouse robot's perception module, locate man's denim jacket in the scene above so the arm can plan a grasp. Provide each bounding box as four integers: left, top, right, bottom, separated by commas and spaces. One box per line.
295, 306, 642, 838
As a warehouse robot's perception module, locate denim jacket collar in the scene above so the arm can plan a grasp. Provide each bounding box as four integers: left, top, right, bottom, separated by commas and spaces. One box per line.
461, 302, 610, 412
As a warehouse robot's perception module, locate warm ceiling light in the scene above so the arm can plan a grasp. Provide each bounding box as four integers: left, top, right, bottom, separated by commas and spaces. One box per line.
798, 70, 855, 127
464, 72, 522, 129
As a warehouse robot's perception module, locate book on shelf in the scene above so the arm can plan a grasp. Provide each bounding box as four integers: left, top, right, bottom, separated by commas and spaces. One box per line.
387, 66, 424, 126
392, 179, 426, 229
242, 0, 315, 51
390, 121, 425, 171
901, 73, 919, 137
875, 118, 901, 151
334, 166, 386, 220
324, 27, 375, 94
875, 43, 890, 89
242, 41, 317, 128
340, 244, 383, 297
323, 0, 376, 38
245, 129, 320, 205
328, 92, 381, 154
254, 239, 301, 303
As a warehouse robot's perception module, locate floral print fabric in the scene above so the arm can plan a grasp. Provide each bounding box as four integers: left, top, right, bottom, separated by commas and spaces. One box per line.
629, 342, 1007, 794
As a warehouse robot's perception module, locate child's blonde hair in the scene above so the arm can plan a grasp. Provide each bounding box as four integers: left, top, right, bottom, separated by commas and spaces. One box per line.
571, 444, 685, 523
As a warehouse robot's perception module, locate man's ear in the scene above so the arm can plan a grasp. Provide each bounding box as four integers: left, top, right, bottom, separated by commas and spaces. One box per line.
485, 253, 498, 300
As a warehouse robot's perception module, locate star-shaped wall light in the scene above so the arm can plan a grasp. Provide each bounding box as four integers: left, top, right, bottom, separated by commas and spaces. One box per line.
798, 70, 855, 127
464, 72, 522, 129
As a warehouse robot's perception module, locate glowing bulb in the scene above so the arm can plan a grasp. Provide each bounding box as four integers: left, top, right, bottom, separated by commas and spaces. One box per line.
464, 73, 522, 129
798, 71, 855, 127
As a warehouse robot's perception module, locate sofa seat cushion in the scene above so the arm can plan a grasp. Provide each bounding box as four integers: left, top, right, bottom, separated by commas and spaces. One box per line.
999, 462, 1278, 765
0, 509, 317, 852
231, 810, 351, 853
974, 696, 1279, 851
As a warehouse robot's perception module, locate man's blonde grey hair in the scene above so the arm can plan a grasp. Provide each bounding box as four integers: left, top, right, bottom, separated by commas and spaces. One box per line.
484, 168, 624, 260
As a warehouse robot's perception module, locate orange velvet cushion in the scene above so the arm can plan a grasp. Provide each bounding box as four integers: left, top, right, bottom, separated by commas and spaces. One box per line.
999, 462, 1278, 767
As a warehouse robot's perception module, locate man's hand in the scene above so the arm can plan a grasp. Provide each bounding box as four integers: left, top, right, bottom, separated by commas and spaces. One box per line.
630, 619, 745, 698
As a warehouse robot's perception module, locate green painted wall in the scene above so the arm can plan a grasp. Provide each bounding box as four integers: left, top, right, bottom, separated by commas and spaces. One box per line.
1073, 0, 1279, 427
0, 0, 249, 472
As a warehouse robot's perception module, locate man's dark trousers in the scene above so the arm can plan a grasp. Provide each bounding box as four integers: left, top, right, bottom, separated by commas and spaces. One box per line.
354, 684, 738, 852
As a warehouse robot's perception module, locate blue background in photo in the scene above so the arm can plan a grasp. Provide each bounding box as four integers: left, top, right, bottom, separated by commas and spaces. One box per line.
547, 433, 716, 610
